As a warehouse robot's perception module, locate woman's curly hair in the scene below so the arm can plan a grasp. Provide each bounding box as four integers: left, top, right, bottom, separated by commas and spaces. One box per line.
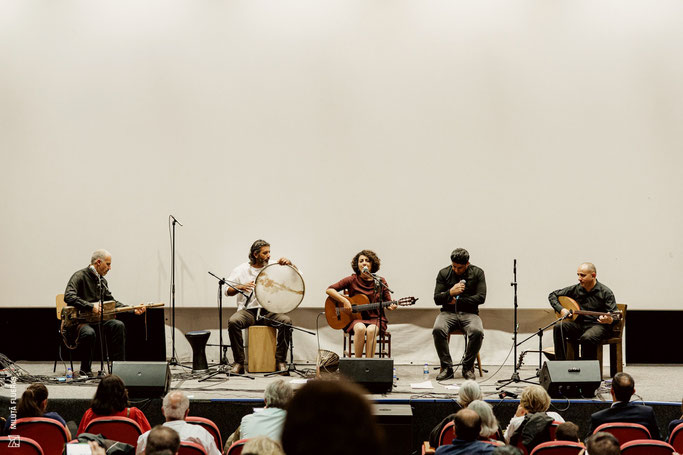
351, 250, 381, 274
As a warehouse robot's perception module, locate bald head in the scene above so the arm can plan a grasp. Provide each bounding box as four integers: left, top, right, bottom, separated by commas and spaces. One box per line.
454, 408, 481, 442
577, 262, 597, 290
162, 391, 190, 421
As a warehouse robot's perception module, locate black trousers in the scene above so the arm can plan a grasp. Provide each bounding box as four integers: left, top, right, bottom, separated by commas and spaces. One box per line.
75, 319, 126, 373
228, 308, 292, 364
553, 319, 610, 360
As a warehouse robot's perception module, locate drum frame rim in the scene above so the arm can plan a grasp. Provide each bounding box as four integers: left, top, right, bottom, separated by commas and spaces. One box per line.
254, 263, 305, 313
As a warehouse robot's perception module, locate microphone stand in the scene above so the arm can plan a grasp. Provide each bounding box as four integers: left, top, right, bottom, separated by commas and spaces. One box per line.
497, 259, 537, 389
168, 215, 182, 366
261, 314, 315, 378
200, 272, 254, 381
97, 276, 110, 376
370, 272, 392, 359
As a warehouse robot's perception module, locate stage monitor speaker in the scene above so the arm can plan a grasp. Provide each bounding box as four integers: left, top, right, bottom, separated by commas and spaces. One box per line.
339, 358, 393, 394
112, 361, 170, 398
539, 360, 601, 398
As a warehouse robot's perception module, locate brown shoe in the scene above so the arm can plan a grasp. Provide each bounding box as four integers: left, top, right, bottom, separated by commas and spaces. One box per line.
277, 362, 290, 376
231, 363, 244, 374
462, 369, 476, 380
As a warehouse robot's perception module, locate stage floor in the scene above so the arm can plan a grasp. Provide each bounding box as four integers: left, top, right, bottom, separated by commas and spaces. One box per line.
2, 360, 681, 402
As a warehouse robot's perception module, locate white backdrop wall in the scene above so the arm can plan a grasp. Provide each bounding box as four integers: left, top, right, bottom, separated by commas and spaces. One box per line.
2, 0, 683, 313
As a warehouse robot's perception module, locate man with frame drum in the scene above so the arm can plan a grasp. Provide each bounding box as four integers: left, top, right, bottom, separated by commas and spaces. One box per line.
225, 239, 295, 375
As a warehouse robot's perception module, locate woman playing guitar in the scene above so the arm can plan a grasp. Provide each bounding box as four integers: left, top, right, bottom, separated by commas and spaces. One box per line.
326, 250, 396, 358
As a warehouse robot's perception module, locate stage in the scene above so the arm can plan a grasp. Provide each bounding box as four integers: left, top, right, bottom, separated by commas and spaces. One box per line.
1, 361, 681, 454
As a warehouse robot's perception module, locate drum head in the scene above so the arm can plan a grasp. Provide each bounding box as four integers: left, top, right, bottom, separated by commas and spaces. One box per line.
254, 264, 305, 313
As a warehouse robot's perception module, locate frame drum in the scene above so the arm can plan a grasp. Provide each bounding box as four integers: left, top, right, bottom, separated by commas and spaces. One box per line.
254, 263, 305, 313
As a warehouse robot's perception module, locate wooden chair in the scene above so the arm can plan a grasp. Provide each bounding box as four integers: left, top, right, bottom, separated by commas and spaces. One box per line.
83, 416, 143, 448
668, 422, 683, 452
566, 303, 627, 378
620, 439, 675, 455
343, 330, 391, 358
12, 417, 69, 455
53, 294, 74, 373
0, 436, 45, 455
448, 329, 483, 377
187, 416, 223, 452
179, 441, 209, 455
530, 441, 584, 455
593, 422, 651, 444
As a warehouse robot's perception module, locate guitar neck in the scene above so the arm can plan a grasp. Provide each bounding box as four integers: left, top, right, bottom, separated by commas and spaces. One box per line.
352, 300, 397, 313
574, 309, 620, 319
105, 302, 164, 316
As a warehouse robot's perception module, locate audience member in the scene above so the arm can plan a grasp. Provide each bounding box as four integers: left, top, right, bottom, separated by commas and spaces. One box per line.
555, 421, 580, 442
588, 372, 660, 439
435, 409, 495, 455
468, 400, 503, 441
145, 425, 180, 455
429, 380, 483, 446
136, 391, 220, 455
281, 379, 385, 455
584, 431, 621, 455
504, 385, 564, 444
4, 383, 72, 439
77, 374, 151, 435
225, 379, 293, 449
241, 436, 284, 455
667, 396, 683, 442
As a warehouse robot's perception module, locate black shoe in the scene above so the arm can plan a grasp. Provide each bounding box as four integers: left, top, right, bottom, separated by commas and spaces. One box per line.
231, 363, 244, 374
77, 370, 93, 378
462, 369, 476, 380
436, 367, 454, 381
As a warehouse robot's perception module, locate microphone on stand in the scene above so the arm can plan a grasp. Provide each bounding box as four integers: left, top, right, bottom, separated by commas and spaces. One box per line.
170, 214, 183, 226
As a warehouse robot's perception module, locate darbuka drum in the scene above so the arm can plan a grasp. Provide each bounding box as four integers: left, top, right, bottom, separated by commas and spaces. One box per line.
254, 263, 305, 313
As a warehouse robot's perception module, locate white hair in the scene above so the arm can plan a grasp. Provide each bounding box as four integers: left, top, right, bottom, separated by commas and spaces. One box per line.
162, 391, 190, 421
468, 400, 499, 438
91, 249, 111, 264
458, 380, 482, 407
264, 379, 293, 409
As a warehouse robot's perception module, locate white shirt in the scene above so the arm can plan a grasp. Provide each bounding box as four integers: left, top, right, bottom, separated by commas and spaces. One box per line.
136, 420, 221, 455
226, 262, 268, 311
241, 407, 287, 442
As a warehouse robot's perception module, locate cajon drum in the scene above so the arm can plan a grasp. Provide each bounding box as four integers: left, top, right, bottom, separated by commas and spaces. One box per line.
247, 326, 277, 372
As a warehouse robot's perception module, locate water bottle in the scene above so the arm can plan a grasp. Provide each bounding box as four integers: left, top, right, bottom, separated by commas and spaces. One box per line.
393, 367, 398, 385
66, 367, 73, 381
423, 363, 429, 380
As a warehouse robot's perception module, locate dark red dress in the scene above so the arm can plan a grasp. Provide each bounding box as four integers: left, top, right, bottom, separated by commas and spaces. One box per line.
328, 274, 392, 333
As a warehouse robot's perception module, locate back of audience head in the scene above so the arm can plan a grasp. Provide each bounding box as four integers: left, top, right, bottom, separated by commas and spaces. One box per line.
281, 379, 385, 455
264, 379, 293, 410
458, 379, 483, 407
92, 374, 129, 415
242, 436, 284, 455
555, 421, 580, 442
17, 383, 49, 418
492, 446, 523, 455
162, 391, 190, 421
611, 372, 635, 403
453, 408, 481, 442
145, 425, 180, 455
585, 432, 620, 455
520, 385, 551, 413
467, 400, 498, 438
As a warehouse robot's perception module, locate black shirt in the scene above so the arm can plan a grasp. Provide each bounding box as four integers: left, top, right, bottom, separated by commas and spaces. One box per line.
64, 266, 122, 311
548, 281, 616, 323
433, 264, 486, 314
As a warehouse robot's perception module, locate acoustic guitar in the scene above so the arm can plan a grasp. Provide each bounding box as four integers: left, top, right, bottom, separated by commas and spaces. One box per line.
324, 294, 417, 330
556, 296, 622, 322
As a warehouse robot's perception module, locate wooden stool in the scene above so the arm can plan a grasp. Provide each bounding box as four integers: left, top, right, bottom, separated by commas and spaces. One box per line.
448, 329, 483, 377
247, 326, 276, 372
343, 330, 391, 357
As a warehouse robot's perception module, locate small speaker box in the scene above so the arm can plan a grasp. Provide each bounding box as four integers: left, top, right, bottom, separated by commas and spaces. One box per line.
339, 358, 393, 394
112, 361, 170, 398
539, 360, 601, 398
